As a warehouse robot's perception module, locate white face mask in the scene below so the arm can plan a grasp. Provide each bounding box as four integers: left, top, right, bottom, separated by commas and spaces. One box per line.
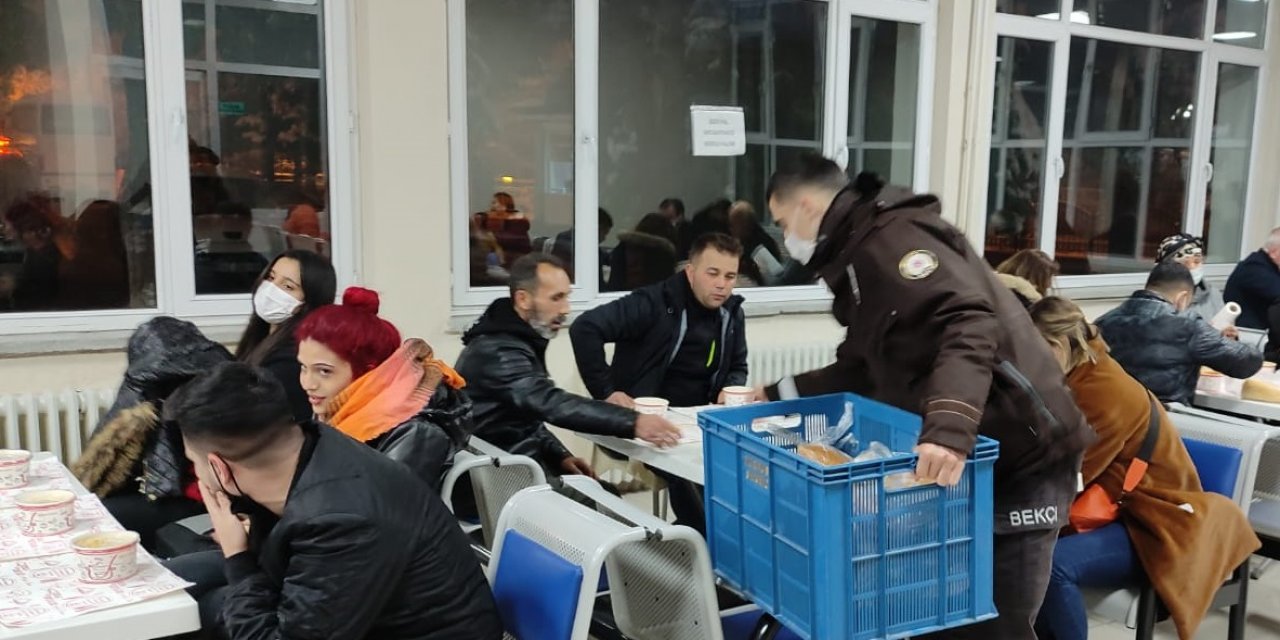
784, 232, 818, 266
253, 281, 302, 325
1189, 267, 1205, 285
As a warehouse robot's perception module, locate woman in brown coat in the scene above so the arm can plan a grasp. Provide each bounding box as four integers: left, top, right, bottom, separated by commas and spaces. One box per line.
1029, 297, 1259, 639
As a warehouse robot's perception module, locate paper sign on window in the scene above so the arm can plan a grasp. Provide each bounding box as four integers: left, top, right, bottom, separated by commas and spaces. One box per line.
689, 105, 746, 157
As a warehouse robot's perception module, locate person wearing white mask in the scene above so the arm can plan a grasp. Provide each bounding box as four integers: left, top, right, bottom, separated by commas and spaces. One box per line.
1156, 234, 1229, 333
756, 154, 1095, 640
234, 249, 337, 421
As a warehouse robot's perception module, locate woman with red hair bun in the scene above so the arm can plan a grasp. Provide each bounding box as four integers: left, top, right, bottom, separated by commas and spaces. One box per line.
295, 287, 473, 487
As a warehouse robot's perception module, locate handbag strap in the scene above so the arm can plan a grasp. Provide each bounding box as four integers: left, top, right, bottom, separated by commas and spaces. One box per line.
1120, 392, 1161, 494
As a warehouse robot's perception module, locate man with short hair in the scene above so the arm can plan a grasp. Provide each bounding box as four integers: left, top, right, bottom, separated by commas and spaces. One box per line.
1097, 261, 1262, 405
166, 362, 502, 640
570, 233, 749, 532
456, 254, 682, 480
1224, 227, 1280, 329
760, 153, 1094, 639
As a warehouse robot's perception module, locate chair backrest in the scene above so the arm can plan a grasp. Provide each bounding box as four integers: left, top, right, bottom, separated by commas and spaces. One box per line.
491, 529, 584, 640
1166, 405, 1280, 509
440, 436, 548, 547
1181, 437, 1242, 498
488, 485, 624, 639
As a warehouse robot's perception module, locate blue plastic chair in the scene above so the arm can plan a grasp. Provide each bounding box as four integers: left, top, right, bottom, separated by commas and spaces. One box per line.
492, 530, 583, 640
1134, 438, 1248, 640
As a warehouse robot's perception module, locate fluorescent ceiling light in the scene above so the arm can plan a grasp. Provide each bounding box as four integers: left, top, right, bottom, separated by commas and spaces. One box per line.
1037, 11, 1092, 24
1213, 31, 1258, 40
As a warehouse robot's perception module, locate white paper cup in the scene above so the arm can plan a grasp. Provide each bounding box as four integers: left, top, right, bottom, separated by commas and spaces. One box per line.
15, 489, 75, 537
0, 449, 32, 489
633, 397, 670, 416
722, 386, 755, 407
72, 531, 141, 584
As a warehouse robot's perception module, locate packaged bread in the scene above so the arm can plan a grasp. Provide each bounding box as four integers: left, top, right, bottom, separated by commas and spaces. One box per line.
796, 443, 854, 466
1243, 378, 1280, 404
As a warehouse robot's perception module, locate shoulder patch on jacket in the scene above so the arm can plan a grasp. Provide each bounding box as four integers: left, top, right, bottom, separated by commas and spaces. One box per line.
899, 250, 938, 280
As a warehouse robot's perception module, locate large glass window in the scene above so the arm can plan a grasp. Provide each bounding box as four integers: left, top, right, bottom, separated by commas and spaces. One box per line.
1077, 0, 1206, 38
182, 0, 331, 295
985, 37, 1054, 267
986, 1, 1265, 284
1058, 39, 1198, 275
449, 0, 933, 307
1205, 63, 1259, 262
0, 0, 155, 312
1215, 0, 1269, 48
463, 0, 573, 288
847, 18, 919, 186
997, 0, 1061, 17
596, 0, 826, 291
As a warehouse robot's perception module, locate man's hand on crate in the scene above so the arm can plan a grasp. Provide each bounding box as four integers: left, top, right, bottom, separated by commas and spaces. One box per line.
913, 443, 966, 487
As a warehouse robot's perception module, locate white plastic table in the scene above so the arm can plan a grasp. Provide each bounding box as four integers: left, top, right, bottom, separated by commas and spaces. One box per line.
1194, 391, 1280, 422
574, 406, 708, 485
0, 454, 199, 640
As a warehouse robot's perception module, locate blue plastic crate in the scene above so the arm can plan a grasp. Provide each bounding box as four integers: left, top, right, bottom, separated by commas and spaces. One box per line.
700, 393, 998, 640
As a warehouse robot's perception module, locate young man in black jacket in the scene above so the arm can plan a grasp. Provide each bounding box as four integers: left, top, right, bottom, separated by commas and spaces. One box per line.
569, 233, 748, 532
165, 362, 502, 640
455, 254, 682, 480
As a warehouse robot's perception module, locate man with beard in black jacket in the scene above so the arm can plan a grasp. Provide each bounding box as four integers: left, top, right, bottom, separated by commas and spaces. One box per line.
570, 233, 748, 533
164, 362, 502, 640
456, 254, 682, 481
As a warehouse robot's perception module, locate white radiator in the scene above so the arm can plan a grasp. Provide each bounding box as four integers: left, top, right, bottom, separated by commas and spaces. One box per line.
0, 388, 116, 464
747, 341, 840, 387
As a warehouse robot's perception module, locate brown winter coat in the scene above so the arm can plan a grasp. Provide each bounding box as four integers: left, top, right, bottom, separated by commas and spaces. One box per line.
1067, 337, 1260, 639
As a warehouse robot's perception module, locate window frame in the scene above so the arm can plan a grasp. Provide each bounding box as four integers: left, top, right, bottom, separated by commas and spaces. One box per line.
446, 0, 938, 318
976, 0, 1269, 292
0, 0, 359, 340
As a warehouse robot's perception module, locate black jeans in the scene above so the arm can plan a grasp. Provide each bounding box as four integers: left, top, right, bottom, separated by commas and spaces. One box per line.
916, 527, 1059, 640
102, 492, 205, 554
163, 550, 229, 640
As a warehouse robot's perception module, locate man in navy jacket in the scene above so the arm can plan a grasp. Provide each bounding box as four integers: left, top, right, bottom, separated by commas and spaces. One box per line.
1224, 228, 1280, 329
570, 233, 748, 533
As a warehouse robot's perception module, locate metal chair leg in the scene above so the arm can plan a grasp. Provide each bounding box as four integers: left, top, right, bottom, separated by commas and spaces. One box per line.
1229, 561, 1249, 640
1135, 586, 1159, 640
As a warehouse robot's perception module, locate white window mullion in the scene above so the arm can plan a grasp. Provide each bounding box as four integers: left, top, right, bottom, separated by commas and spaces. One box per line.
144, 0, 199, 318
445, 0, 498, 308
1039, 33, 1071, 258
1183, 52, 1218, 239
913, 9, 936, 192
323, 0, 360, 291
825, 8, 851, 168
572, 0, 600, 302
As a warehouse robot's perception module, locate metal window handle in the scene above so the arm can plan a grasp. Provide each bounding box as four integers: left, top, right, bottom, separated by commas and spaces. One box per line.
1205, 162, 1215, 182
1052, 156, 1065, 180
170, 109, 186, 144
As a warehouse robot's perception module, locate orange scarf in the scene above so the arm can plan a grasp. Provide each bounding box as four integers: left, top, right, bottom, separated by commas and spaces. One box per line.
324, 338, 466, 443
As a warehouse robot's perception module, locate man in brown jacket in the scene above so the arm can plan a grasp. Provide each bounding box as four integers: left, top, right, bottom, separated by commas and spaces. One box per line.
761, 155, 1095, 639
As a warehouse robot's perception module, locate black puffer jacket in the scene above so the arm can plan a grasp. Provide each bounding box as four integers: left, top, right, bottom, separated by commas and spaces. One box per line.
96, 317, 232, 499
1096, 290, 1263, 405
365, 383, 474, 489
570, 273, 748, 402
223, 423, 502, 639
455, 298, 636, 468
